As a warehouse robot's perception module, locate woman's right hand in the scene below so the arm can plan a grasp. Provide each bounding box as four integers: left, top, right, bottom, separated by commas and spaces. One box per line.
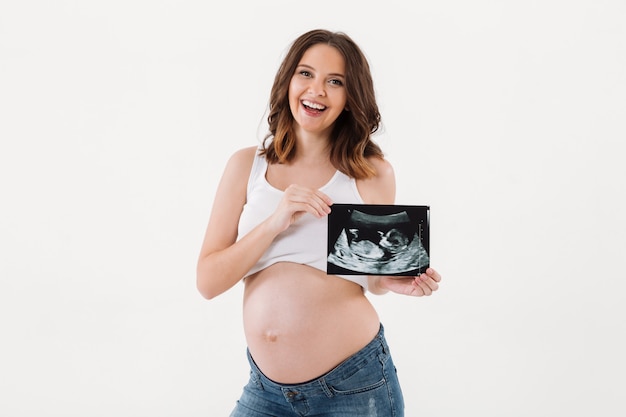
267, 184, 333, 233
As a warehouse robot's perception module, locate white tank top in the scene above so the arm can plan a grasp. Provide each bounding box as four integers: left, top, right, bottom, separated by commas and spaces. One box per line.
237, 150, 369, 290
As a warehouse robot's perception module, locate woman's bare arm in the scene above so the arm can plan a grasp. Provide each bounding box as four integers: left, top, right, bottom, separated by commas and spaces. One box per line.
196, 147, 333, 299
195, 147, 274, 299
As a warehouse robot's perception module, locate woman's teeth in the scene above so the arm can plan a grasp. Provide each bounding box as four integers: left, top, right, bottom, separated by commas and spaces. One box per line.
302, 100, 326, 110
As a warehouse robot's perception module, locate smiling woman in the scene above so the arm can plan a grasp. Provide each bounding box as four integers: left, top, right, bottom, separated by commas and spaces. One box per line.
196, 29, 442, 416
288, 44, 347, 137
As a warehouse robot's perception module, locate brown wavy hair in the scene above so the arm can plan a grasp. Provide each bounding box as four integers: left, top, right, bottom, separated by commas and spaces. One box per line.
260, 29, 383, 179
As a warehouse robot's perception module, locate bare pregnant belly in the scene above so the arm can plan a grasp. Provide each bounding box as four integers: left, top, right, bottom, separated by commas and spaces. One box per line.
242, 262, 380, 384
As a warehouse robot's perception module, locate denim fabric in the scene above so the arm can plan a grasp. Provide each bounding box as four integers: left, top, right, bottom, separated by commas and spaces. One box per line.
229, 324, 404, 417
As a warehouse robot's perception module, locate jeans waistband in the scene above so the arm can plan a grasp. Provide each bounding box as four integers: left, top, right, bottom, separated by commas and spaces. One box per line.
246, 323, 388, 397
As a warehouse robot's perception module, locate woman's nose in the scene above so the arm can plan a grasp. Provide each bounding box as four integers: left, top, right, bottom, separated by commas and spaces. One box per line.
308, 79, 326, 96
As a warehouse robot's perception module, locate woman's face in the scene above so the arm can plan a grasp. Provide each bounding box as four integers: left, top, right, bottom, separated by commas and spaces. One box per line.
288, 44, 348, 139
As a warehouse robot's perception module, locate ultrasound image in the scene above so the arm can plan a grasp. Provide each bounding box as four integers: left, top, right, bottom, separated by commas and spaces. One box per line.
327, 205, 430, 275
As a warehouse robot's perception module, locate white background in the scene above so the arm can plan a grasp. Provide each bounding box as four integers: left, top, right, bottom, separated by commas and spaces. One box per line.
1, 1, 625, 416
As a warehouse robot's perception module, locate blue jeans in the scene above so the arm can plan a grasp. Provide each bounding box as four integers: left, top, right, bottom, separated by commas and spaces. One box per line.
229, 324, 404, 416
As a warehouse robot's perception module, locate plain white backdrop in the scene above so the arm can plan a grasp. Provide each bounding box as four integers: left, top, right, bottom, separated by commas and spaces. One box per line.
1, 0, 625, 416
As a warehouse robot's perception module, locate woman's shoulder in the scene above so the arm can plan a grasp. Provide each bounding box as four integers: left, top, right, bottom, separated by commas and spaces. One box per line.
229, 145, 259, 163
215, 146, 261, 191
356, 156, 396, 204
368, 156, 395, 180
224, 145, 259, 172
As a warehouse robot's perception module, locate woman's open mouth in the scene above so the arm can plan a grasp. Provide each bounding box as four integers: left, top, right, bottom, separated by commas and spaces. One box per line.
301, 99, 327, 113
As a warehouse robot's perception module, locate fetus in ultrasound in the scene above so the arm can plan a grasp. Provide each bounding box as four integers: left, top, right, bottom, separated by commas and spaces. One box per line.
346, 227, 411, 260
346, 228, 385, 259
378, 228, 410, 258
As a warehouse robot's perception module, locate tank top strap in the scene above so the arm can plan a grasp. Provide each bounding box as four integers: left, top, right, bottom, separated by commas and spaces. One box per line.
247, 149, 268, 196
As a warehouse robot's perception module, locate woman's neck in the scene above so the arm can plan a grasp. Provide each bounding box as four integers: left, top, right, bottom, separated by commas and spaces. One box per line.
292, 133, 332, 164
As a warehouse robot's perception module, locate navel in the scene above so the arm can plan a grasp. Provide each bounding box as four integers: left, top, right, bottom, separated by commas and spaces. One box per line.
263, 329, 279, 343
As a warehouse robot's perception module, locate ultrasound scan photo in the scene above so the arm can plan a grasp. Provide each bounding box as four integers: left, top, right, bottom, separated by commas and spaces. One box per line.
327, 204, 430, 276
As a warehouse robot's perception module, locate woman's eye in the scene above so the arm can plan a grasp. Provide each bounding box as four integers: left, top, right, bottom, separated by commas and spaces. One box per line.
299, 70, 311, 77
329, 79, 344, 86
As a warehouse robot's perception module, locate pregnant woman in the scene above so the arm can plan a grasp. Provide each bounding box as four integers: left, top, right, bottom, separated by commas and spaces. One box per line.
196, 29, 442, 416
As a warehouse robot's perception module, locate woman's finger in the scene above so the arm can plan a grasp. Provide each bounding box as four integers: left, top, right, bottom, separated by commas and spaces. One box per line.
419, 273, 439, 292
425, 268, 441, 282
284, 186, 332, 217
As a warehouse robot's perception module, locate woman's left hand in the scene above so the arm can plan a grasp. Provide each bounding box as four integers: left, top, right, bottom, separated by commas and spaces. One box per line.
377, 268, 442, 297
